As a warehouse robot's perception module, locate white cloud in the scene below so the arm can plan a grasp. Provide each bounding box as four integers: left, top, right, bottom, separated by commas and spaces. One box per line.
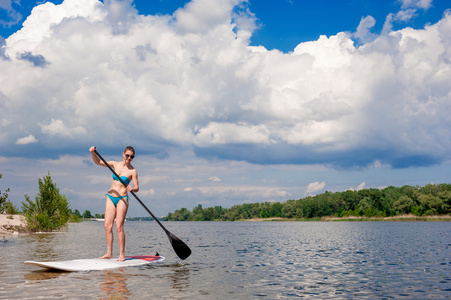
15, 134, 38, 145
173, 0, 239, 33
306, 181, 326, 194
140, 188, 155, 197
195, 122, 271, 145
208, 176, 221, 182
348, 182, 366, 191
5, 0, 104, 55
357, 182, 366, 190
40, 119, 86, 138
399, 0, 432, 10
262, 188, 289, 198
353, 15, 378, 44
382, 9, 417, 35
0, 0, 449, 170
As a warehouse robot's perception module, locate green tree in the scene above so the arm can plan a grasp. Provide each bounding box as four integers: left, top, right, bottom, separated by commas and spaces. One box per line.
269, 202, 283, 217
74, 209, 82, 218
281, 200, 296, 218
381, 186, 402, 216
83, 210, 93, 219
202, 207, 216, 221
393, 195, 415, 214
22, 172, 71, 232
192, 204, 204, 221
438, 191, 451, 214
418, 194, 446, 215
0, 173, 11, 214
4, 200, 18, 214
163, 183, 451, 221
341, 190, 360, 211
260, 209, 270, 218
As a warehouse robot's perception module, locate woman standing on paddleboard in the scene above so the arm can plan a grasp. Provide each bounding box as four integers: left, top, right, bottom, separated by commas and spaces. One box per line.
89, 146, 139, 261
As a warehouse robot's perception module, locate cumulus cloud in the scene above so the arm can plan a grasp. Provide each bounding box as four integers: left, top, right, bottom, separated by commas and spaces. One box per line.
382, 0, 432, 36
349, 182, 366, 191
306, 181, 326, 194
15, 134, 38, 145
262, 188, 288, 198
195, 123, 271, 145
353, 15, 378, 44
399, 0, 432, 10
40, 119, 86, 138
382, 9, 417, 35
0, 0, 450, 169
208, 176, 221, 182
173, 0, 240, 33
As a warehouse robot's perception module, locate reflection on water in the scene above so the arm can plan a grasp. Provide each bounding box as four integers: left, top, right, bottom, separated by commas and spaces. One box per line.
100, 269, 131, 300
24, 233, 65, 261
0, 221, 450, 299
168, 264, 190, 293
23, 269, 67, 282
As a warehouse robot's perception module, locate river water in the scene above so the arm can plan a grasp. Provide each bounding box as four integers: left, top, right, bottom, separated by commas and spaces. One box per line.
1, 221, 450, 299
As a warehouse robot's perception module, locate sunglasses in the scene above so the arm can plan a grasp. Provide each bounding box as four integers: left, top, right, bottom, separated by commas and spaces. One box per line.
125, 154, 135, 159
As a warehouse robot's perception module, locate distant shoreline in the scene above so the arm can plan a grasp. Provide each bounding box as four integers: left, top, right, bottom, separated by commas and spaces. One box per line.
243, 215, 451, 222
2, 214, 450, 235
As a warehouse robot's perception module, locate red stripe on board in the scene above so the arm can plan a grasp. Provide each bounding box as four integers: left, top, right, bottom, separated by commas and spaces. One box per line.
126, 255, 161, 262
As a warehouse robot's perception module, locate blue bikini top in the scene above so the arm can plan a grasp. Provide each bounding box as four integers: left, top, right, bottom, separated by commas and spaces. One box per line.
113, 173, 131, 185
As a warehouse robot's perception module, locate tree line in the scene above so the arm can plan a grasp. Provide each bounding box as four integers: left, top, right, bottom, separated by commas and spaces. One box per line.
163, 183, 451, 221
2, 171, 450, 227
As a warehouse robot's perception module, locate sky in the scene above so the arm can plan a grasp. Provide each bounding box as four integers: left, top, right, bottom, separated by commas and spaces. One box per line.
0, 0, 450, 217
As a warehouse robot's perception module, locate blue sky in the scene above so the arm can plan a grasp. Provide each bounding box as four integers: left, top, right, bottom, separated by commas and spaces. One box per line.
0, 0, 450, 217
2, 0, 449, 50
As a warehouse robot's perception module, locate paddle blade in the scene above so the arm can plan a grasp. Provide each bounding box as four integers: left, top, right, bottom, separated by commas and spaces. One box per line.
167, 232, 191, 260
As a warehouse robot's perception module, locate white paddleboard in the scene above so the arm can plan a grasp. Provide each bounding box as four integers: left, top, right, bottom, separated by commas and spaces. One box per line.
25, 255, 165, 271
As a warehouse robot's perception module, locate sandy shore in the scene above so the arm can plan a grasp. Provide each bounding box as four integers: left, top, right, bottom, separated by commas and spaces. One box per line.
0, 214, 28, 237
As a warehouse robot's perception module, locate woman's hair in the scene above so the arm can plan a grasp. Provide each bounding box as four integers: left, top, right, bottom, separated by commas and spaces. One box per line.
124, 146, 135, 155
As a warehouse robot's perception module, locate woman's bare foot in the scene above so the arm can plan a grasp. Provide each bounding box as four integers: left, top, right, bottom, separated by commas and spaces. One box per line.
117, 255, 126, 261
100, 253, 113, 259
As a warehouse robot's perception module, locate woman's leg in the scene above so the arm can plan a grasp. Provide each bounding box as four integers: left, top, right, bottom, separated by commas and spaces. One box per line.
100, 198, 117, 259
115, 198, 129, 261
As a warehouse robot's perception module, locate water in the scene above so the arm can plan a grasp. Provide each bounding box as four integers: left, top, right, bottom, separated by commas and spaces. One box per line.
1, 221, 450, 299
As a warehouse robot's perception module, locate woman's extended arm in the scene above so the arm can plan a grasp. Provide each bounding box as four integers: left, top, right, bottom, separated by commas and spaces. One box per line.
89, 146, 113, 168
128, 169, 139, 193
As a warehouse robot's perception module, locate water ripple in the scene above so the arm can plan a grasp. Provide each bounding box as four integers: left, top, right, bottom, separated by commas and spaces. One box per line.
1, 221, 450, 299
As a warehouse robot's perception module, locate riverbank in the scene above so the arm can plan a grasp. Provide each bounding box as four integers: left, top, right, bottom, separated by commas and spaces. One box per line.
0, 214, 28, 237
323, 214, 451, 221
244, 214, 451, 222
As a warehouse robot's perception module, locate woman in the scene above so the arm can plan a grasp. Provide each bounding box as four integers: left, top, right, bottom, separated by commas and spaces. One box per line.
89, 146, 139, 261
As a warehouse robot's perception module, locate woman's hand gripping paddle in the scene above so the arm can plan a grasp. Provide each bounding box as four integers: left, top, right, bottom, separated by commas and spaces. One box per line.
95, 149, 192, 260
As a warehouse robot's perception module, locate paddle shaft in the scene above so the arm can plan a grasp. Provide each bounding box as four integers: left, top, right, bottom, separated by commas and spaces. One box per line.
94, 149, 191, 260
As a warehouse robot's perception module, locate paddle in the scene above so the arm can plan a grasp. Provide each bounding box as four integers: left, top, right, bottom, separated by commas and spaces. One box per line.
94, 149, 192, 260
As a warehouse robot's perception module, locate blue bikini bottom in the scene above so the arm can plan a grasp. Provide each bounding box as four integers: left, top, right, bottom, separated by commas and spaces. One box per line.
106, 194, 129, 206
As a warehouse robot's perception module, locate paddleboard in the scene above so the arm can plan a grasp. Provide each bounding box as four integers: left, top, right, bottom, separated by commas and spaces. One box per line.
25, 255, 165, 271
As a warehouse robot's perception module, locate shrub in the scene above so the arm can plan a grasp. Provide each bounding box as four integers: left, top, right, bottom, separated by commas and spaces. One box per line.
4, 200, 18, 214
0, 173, 11, 213
22, 172, 70, 232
